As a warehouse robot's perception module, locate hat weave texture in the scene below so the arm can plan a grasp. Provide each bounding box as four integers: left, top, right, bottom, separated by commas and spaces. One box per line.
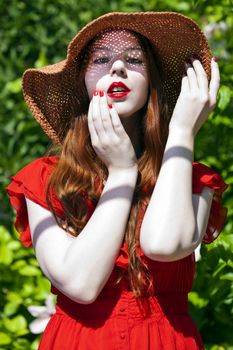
22, 12, 211, 144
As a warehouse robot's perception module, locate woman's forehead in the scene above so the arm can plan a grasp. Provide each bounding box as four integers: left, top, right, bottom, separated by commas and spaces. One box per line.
90, 29, 144, 52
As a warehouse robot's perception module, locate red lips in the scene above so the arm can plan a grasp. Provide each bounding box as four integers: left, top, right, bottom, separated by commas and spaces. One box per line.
107, 81, 130, 99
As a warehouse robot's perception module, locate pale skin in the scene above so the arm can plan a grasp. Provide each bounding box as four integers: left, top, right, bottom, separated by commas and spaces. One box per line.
25, 34, 220, 304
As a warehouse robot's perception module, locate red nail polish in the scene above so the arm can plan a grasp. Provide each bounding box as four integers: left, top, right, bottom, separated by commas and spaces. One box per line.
212, 56, 217, 62
108, 103, 113, 109
99, 90, 104, 97
93, 90, 98, 96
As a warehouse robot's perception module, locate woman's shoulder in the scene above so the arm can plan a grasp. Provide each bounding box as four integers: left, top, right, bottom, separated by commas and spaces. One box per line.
12, 156, 58, 180
6, 156, 61, 248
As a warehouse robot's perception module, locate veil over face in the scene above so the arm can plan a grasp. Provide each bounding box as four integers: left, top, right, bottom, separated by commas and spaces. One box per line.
84, 29, 149, 118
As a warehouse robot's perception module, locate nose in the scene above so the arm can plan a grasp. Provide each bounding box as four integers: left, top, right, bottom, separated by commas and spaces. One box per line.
110, 60, 127, 77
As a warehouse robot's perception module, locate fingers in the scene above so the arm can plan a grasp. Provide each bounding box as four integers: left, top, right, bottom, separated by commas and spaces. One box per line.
109, 105, 128, 137
88, 91, 120, 148
184, 62, 199, 93
209, 58, 220, 107
190, 58, 209, 96
183, 59, 208, 97
98, 93, 116, 138
183, 58, 219, 107
180, 74, 189, 93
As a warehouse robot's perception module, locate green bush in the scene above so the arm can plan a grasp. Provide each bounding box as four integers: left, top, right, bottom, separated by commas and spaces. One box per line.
0, 225, 52, 348
0, 0, 232, 349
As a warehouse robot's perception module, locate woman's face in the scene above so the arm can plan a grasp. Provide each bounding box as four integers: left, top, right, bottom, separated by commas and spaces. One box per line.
84, 30, 149, 118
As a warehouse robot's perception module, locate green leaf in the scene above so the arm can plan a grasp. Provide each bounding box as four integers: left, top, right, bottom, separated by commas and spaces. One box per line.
19, 266, 41, 276
15, 328, 30, 337
212, 260, 227, 277
21, 283, 34, 297
0, 332, 12, 345
188, 291, 209, 308
0, 226, 12, 242
7, 292, 23, 304
4, 302, 20, 316
36, 276, 51, 291
3, 316, 27, 333
4, 79, 22, 94
227, 259, 233, 268
11, 260, 27, 270
31, 337, 41, 350
220, 272, 233, 281
0, 243, 13, 265
7, 241, 21, 250
28, 258, 39, 267
34, 51, 48, 68
218, 85, 232, 111
12, 338, 31, 349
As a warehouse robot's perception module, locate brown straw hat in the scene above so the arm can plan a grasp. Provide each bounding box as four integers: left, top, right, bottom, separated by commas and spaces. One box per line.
22, 12, 211, 144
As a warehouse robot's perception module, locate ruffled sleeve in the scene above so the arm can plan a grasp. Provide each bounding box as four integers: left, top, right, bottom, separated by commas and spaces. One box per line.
192, 162, 228, 244
6, 156, 63, 248
115, 242, 129, 269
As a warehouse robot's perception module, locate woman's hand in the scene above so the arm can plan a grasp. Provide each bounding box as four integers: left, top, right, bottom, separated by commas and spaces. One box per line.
87, 90, 138, 173
169, 57, 220, 136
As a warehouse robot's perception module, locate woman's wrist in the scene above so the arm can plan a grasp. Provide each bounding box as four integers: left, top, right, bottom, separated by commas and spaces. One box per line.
164, 126, 194, 162
168, 125, 195, 139
168, 126, 195, 149
107, 165, 138, 185
108, 164, 138, 175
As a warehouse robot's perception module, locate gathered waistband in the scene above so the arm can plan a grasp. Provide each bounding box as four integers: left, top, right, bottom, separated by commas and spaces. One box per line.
56, 291, 188, 322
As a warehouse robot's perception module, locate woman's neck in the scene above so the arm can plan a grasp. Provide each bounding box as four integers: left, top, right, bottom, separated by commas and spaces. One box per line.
120, 112, 144, 159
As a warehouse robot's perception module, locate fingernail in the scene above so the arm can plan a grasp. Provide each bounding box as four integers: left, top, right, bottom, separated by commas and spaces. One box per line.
108, 103, 113, 109
212, 56, 217, 62
99, 90, 104, 97
93, 90, 99, 96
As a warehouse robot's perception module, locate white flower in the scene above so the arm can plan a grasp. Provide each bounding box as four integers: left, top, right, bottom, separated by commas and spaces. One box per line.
195, 244, 201, 262
27, 294, 56, 334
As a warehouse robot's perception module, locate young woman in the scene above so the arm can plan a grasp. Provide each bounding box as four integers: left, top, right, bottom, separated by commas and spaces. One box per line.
7, 12, 228, 350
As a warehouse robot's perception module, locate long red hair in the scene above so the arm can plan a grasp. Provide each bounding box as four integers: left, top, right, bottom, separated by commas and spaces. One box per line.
46, 32, 170, 297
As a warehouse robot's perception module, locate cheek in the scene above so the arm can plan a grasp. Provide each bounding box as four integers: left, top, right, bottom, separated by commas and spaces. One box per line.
84, 71, 96, 99
85, 69, 105, 98
135, 73, 149, 102
129, 67, 149, 91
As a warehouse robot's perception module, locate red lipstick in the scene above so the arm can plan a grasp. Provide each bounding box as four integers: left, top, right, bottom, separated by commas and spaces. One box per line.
107, 82, 130, 99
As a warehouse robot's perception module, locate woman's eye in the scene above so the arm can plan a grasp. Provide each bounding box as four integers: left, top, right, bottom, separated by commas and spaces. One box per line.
126, 58, 143, 64
93, 57, 110, 64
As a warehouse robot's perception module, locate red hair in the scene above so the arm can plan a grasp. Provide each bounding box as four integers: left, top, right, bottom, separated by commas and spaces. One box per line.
46, 32, 170, 297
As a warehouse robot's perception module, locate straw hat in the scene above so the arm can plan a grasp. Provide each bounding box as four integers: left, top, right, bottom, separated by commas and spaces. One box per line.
22, 12, 211, 144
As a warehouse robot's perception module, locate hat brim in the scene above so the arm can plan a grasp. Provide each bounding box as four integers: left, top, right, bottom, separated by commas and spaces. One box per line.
23, 12, 211, 144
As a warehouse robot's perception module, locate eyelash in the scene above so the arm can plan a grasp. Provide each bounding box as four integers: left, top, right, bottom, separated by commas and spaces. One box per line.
93, 57, 144, 65
93, 57, 110, 64
126, 58, 143, 64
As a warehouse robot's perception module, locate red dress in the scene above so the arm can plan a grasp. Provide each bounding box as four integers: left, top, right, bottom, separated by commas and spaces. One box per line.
6, 157, 228, 350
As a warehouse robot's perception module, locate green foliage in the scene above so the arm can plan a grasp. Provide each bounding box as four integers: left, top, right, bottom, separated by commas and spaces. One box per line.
0, 226, 52, 349
0, 0, 232, 348
189, 234, 233, 348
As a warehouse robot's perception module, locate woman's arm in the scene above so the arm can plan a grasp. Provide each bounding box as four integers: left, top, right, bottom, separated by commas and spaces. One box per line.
26, 166, 138, 304
140, 58, 219, 261
140, 128, 214, 261
26, 91, 139, 304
